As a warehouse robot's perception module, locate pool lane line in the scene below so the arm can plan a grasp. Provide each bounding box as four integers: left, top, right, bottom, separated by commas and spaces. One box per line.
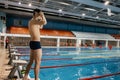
23, 56, 120, 61
30, 59, 120, 69
19, 54, 120, 61
24, 58, 72, 61
42, 58, 72, 61
17, 49, 120, 54
13, 53, 59, 56
79, 72, 120, 80
14, 52, 120, 58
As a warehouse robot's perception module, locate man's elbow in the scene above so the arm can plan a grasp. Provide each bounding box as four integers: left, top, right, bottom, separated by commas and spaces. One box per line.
40, 21, 46, 25
44, 21, 47, 25
43, 21, 47, 25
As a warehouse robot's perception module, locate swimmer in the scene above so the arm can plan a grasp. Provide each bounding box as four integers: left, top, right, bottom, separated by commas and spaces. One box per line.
23, 9, 47, 80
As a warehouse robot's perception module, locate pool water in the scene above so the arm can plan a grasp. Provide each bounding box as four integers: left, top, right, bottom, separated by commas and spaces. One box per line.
18, 47, 120, 80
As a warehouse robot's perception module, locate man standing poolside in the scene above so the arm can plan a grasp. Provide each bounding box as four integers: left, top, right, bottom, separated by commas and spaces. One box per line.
23, 9, 47, 80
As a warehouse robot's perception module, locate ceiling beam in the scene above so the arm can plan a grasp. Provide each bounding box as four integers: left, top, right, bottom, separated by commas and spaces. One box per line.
70, 0, 120, 13
0, 0, 120, 24
93, 8, 105, 15
1, 8, 120, 29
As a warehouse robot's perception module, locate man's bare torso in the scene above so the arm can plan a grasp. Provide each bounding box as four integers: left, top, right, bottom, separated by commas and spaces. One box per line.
29, 19, 43, 41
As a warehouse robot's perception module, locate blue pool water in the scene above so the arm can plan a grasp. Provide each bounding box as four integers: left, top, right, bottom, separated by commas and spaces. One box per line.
17, 47, 120, 80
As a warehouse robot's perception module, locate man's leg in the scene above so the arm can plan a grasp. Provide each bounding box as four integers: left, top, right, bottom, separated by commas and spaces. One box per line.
23, 50, 34, 80
34, 49, 42, 80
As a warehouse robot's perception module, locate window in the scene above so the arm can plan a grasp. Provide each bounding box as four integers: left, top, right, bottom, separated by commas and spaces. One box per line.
0, 16, 6, 24
14, 19, 22, 26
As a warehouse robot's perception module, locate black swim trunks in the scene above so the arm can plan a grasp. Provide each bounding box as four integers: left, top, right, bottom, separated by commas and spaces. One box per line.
29, 41, 41, 50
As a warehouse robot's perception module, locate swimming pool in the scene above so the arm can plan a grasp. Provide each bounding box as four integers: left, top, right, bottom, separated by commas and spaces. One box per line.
17, 47, 120, 80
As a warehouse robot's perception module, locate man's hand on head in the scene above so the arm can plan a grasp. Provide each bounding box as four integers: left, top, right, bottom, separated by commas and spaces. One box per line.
40, 11, 44, 15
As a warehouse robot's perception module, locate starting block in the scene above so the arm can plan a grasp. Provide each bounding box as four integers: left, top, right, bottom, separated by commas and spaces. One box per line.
8, 60, 27, 79
8, 52, 21, 65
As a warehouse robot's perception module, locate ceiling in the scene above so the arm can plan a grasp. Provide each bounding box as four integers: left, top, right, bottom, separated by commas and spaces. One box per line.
0, 0, 120, 26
